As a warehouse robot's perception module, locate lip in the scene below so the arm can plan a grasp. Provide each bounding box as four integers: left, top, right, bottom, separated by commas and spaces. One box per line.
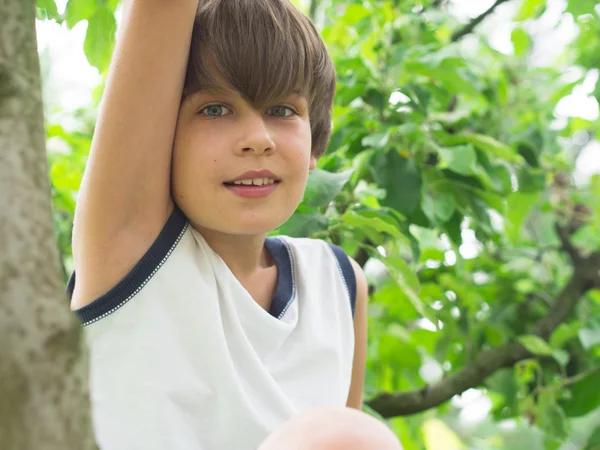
225, 169, 280, 183
224, 182, 280, 199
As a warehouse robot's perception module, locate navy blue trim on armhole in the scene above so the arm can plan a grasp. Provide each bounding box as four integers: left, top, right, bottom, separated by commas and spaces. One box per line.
327, 244, 357, 318
66, 204, 188, 326
265, 237, 295, 320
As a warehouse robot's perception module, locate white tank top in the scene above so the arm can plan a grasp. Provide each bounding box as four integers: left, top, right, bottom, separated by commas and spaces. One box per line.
68, 205, 357, 450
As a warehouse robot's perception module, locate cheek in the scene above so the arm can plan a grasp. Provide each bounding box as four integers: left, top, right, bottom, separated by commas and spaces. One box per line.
174, 130, 219, 166
287, 125, 312, 163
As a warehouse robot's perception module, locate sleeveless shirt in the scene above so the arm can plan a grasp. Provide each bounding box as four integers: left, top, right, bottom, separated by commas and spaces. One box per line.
67, 205, 357, 450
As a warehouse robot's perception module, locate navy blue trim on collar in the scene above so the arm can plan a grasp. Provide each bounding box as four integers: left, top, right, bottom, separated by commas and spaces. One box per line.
264, 237, 295, 319
327, 244, 357, 317
67, 205, 188, 326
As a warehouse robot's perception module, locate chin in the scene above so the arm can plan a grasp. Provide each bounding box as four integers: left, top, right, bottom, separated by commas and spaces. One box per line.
221, 211, 294, 236
223, 219, 285, 236
178, 195, 297, 236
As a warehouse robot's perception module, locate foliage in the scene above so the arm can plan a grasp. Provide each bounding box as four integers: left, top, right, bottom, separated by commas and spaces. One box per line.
38, 0, 600, 448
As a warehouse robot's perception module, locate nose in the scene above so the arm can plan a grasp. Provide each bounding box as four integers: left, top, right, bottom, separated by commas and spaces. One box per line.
236, 111, 276, 156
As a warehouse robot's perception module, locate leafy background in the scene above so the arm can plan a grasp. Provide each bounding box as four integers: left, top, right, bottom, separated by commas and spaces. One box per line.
36, 0, 600, 448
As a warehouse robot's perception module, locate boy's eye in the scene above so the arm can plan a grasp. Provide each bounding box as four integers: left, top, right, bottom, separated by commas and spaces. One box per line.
200, 105, 231, 117
269, 106, 295, 117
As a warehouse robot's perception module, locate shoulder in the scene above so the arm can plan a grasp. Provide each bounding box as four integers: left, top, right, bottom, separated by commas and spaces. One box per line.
347, 256, 368, 312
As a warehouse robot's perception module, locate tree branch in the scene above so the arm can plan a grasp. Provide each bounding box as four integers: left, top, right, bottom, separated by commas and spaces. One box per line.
555, 223, 582, 264
365, 241, 600, 418
451, 0, 512, 42
532, 365, 600, 396
366, 342, 528, 417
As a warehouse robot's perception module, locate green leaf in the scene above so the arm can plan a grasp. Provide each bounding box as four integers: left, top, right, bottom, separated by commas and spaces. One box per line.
488, 164, 513, 194
65, 0, 96, 29
486, 369, 519, 414
562, 370, 600, 417
278, 211, 329, 237
517, 167, 546, 192
384, 257, 420, 293
462, 133, 524, 164
382, 257, 427, 319
505, 192, 540, 243
551, 349, 570, 367
341, 210, 405, 240
50, 159, 83, 192
515, 0, 546, 21
550, 322, 581, 348
572, 224, 600, 253
343, 4, 370, 25
362, 132, 389, 149
421, 189, 456, 224
586, 426, 600, 449
511, 28, 531, 57
372, 281, 420, 322
567, 0, 598, 17
422, 419, 465, 450
303, 169, 353, 207
437, 145, 477, 176
107, 0, 120, 11
540, 402, 569, 439
36, 0, 59, 20
84, 6, 117, 73
412, 226, 445, 262
579, 328, 600, 350
484, 325, 508, 346
390, 418, 421, 450
518, 335, 553, 356
371, 151, 422, 216
404, 61, 481, 98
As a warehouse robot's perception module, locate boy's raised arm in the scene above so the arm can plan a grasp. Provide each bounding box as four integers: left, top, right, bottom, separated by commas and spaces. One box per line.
70, 0, 198, 310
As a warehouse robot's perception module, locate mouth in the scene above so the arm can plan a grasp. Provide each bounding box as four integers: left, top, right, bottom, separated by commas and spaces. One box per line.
222, 180, 281, 199
222, 180, 281, 187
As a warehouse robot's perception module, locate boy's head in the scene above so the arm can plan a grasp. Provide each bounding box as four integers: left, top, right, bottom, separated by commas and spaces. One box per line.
171, 0, 337, 237
183, 0, 336, 159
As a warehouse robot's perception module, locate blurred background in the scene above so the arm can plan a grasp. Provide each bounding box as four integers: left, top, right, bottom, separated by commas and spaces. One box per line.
36, 0, 600, 448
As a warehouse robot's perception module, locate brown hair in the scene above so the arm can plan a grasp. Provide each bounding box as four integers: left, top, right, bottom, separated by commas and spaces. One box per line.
182, 0, 336, 158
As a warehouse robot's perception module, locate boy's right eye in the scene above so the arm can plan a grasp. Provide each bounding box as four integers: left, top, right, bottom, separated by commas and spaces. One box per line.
199, 105, 232, 118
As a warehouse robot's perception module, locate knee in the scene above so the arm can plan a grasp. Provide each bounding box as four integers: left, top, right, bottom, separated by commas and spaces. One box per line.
259, 405, 403, 450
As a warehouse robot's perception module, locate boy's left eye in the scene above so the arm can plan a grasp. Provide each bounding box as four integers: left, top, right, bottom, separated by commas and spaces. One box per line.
268, 106, 296, 117
200, 105, 232, 117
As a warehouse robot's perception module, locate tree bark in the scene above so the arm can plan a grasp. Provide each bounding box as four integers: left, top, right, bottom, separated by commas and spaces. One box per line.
0, 1, 96, 448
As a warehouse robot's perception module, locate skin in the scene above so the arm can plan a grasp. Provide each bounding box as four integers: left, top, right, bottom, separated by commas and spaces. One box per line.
258, 406, 404, 450
346, 257, 368, 410
172, 71, 316, 283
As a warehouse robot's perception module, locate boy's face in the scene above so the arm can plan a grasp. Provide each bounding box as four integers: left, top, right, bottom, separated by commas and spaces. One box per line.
171, 77, 316, 237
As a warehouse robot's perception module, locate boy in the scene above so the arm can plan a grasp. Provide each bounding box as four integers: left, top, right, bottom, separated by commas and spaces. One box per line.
67, 0, 402, 448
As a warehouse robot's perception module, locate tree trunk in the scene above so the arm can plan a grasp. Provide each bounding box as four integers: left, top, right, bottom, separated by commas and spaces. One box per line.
0, 1, 96, 448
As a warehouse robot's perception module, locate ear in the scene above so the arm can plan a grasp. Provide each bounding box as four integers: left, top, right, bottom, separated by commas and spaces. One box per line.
309, 155, 317, 170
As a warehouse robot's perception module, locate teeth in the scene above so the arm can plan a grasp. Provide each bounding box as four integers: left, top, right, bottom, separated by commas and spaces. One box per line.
232, 178, 276, 186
